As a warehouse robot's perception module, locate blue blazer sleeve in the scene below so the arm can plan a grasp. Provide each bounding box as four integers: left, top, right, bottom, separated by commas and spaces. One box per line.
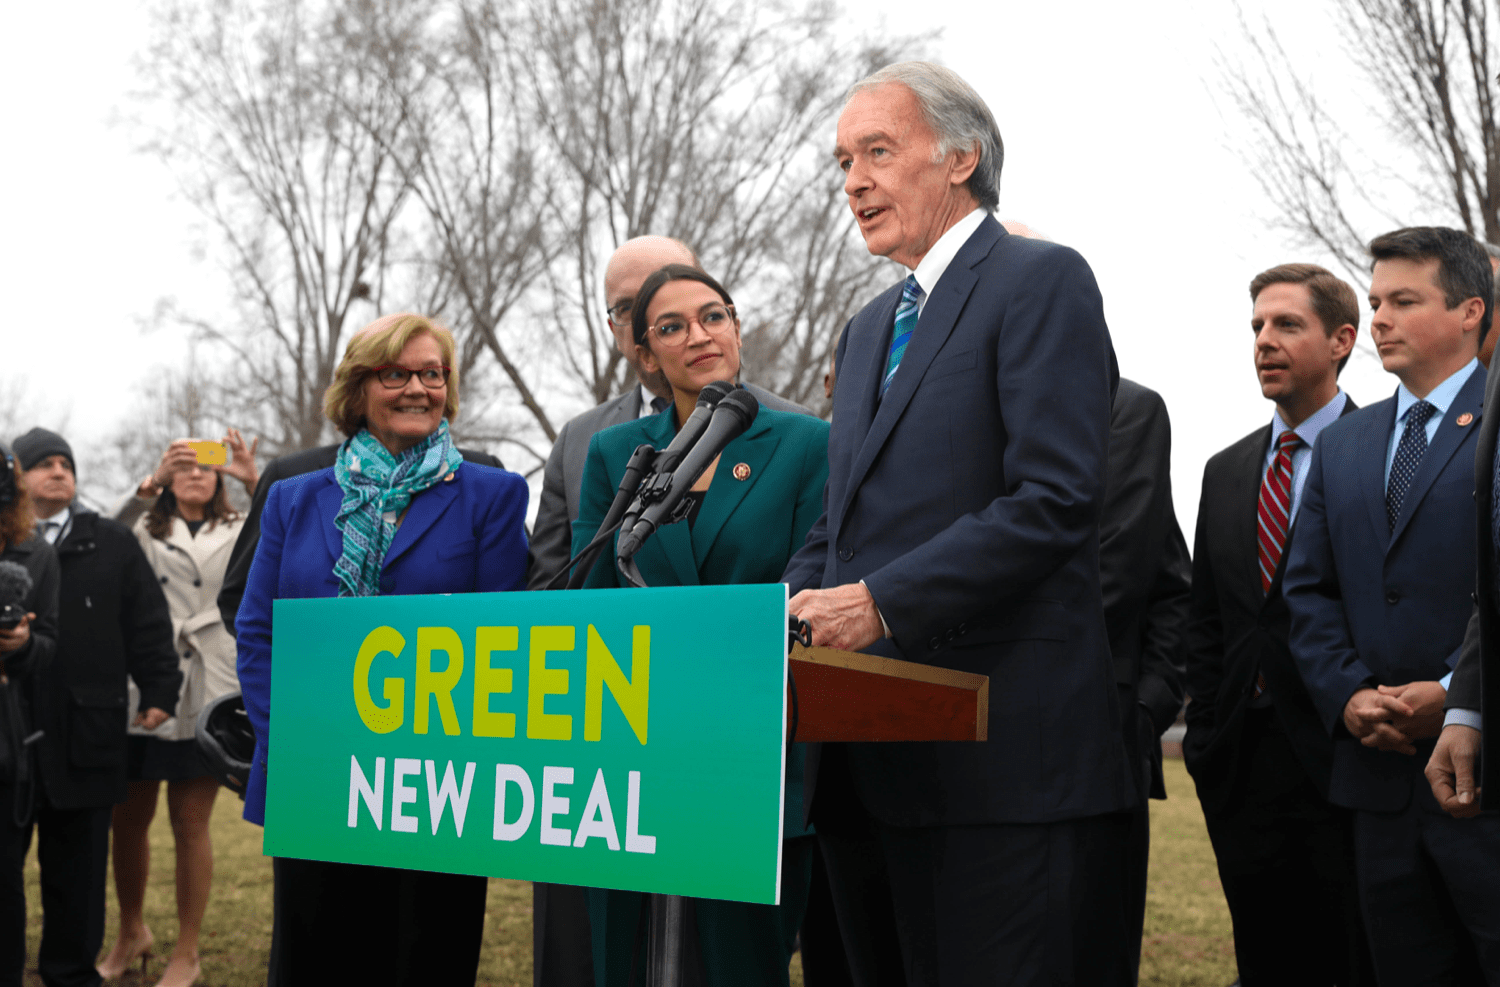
236, 477, 286, 825
1284, 436, 1376, 733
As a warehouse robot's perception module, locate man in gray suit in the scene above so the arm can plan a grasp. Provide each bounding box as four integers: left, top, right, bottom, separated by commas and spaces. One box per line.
527, 235, 812, 591
529, 235, 812, 987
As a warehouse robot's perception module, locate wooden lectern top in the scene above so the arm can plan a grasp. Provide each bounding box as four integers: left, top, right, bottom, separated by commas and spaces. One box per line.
788, 644, 989, 744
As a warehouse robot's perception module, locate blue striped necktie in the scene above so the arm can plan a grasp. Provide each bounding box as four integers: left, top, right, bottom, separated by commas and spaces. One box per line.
880, 275, 924, 398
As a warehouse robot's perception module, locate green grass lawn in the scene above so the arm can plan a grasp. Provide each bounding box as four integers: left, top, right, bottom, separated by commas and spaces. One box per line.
17, 758, 1233, 986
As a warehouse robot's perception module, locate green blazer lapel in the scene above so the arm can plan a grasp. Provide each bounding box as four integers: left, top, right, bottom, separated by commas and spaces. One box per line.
649, 522, 701, 586
692, 421, 781, 570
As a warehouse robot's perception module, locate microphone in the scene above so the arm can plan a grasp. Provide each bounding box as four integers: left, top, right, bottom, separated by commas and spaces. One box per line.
0, 562, 31, 631
617, 388, 759, 561
616, 380, 735, 535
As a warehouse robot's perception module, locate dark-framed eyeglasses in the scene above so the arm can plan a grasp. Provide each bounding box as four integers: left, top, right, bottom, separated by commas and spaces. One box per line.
371, 365, 452, 389
606, 299, 634, 324
648, 304, 737, 347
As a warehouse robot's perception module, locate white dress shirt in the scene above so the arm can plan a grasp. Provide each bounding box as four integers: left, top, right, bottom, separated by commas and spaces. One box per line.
36, 506, 70, 545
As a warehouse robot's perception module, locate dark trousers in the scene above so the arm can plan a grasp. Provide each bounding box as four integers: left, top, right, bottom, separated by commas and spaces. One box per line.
799, 839, 854, 987
1353, 779, 1500, 986
1123, 801, 1149, 986
0, 795, 110, 987
267, 857, 487, 987
1201, 708, 1371, 987
816, 793, 1134, 986
535, 882, 596, 987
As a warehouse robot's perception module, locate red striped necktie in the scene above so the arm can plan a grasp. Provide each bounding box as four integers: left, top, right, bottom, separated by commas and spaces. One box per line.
1257, 430, 1303, 593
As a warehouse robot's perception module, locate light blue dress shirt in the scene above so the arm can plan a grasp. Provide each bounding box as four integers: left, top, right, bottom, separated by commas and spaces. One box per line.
1266, 390, 1348, 526
1383, 358, 1480, 485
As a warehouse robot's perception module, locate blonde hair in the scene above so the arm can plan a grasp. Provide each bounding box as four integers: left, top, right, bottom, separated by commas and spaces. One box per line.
323, 314, 460, 438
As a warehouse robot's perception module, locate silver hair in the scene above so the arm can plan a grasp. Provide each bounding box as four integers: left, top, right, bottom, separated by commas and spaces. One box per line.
848, 61, 1004, 212
1485, 241, 1500, 261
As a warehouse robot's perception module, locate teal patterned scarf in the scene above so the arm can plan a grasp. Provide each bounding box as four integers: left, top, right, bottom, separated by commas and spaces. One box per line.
332, 421, 463, 597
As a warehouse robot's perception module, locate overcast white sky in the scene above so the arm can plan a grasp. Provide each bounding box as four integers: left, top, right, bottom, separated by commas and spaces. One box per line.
0, 0, 1421, 536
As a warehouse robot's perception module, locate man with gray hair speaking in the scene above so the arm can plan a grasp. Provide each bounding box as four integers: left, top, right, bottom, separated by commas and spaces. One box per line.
784, 62, 1134, 984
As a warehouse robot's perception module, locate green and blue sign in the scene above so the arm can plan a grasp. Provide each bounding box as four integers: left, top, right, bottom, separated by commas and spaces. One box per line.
264, 585, 789, 904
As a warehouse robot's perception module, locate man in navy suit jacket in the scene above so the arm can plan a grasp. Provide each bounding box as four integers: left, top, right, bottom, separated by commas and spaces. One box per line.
1285, 226, 1500, 982
783, 62, 1132, 986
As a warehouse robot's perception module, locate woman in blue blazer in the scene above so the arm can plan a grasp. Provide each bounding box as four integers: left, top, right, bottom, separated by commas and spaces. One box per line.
573, 265, 829, 987
237, 314, 528, 987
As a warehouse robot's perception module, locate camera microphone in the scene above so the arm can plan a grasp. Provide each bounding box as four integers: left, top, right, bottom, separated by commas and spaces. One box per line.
0, 562, 31, 632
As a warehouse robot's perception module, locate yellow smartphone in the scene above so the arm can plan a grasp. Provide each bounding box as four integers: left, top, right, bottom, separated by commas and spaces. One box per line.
189, 441, 227, 466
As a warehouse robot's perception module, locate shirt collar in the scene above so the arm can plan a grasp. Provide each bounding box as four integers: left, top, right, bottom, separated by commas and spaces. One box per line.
39, 505, 70, 529
910, 208, 987, 297
1271, 389, 1348, 449
1395, 358, 1479, 422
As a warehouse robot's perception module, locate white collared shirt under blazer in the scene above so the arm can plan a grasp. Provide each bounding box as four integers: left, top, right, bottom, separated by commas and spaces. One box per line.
114, 494, 244, 741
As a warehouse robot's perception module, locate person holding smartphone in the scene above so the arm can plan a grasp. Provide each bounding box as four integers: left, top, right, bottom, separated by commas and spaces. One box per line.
95, 430, 258, 987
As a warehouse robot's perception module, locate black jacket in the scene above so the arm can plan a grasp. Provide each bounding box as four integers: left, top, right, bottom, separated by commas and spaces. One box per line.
217, 443, 503, 634
39, 510, 181, 809
1100, 379, 1191, 803
1447, 356, 1500, 809
1183, 399, 1359, 816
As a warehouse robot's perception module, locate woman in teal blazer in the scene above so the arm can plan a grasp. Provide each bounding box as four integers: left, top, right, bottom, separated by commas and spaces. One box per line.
572, 264, 829, 987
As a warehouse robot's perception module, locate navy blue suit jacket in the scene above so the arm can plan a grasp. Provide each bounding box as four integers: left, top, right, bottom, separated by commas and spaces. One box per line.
1285, 369, 1486, 812
782, 215, 1133, 826
236, 461, 530, 824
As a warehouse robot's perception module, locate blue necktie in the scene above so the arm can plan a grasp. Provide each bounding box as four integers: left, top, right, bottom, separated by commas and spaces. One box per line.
880, 275, 924, 398
1387, 400, 1436, 532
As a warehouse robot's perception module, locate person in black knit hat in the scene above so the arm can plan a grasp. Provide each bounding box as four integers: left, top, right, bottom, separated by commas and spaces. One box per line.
5, 427, 181, 987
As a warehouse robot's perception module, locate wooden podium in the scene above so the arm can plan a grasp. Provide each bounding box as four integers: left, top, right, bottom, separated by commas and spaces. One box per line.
788, 643, 989, 743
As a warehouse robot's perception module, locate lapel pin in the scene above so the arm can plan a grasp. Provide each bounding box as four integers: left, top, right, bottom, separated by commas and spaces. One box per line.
1457, 412, 1474, 427
444, 471, 456, 482
733, 463, 751, 481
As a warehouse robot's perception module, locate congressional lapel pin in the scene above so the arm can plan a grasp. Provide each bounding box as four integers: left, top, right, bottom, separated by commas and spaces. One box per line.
1457, 412, 1475, 427
733, 463, 751, 481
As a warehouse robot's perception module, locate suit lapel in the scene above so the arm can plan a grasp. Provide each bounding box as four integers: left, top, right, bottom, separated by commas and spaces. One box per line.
1390, 368, 1487, 548
1362, 398, 1400, 547
1228, 426, 1272, 610
385, 469, 461, 566
839, 218, 1001, 520
691, 421, 781, 570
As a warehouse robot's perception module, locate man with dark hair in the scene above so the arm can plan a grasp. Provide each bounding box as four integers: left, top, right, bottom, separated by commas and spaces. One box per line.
1286, 227, 1500, 982
1184, 262, 1369, 986
7, 428, 181, 987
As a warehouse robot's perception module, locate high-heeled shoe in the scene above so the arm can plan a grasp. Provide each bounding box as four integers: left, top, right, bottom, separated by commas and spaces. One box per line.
96, 929, 154, 980
153, 954, 201, 987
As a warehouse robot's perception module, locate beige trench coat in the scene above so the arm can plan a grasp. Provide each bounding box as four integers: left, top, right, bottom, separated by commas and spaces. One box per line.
113, 495, 243, 742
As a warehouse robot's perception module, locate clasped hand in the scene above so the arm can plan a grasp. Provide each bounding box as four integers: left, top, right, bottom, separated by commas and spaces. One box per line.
1342, 681, 1447, 756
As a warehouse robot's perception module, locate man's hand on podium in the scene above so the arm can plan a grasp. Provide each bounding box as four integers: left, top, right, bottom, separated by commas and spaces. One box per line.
789, 583, 884, 653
